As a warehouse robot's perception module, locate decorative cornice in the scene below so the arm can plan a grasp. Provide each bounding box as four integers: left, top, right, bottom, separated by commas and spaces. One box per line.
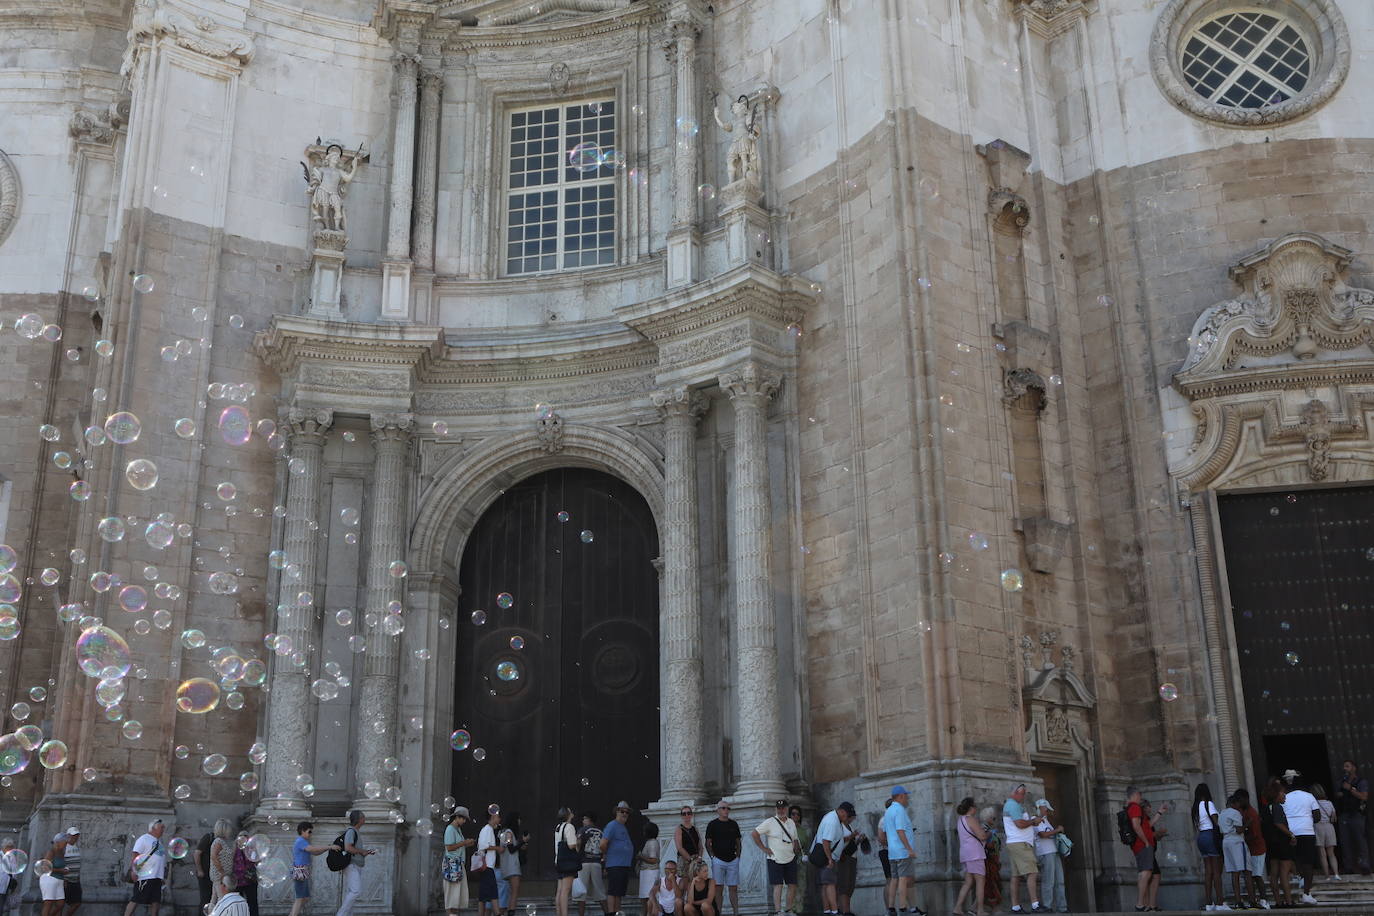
617, 264, 812, 343
126, 0, 256, 69
253, 315, 445, 378
0, 149, 20, 250
69, 107, 118, 146
432, 0, 659, 47
1011, 0, 1094, 38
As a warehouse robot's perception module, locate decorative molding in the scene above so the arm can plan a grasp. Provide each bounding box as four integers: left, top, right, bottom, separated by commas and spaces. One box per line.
719, 361, 781, 405
0, 149, 19, 250
1300, 398, 1331, 480
1003, 367, 1047, 410
69, 108, 117, 146
1011, 0, 1095, 39
432, 0, 657, 46
1149, 0, 1350, 127
125, 0, 256, 73
535, 411, 565, 453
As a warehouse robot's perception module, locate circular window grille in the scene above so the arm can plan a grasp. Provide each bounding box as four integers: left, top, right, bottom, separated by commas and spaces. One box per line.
1150, 0, 1350, 126
1181, 12, 1311, 109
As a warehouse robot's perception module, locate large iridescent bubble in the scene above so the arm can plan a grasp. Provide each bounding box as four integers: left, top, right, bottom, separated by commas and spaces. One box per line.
76, 625, 131, 679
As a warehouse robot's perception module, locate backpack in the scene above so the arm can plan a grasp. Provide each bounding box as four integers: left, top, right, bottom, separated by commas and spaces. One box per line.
325, 831, 353, 872
1116, 808, 1137, 847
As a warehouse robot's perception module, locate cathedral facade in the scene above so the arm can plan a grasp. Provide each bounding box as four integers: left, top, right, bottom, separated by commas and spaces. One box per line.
1, 0, 1373, 912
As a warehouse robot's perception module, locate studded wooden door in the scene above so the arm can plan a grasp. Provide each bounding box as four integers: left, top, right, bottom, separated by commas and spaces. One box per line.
451, 468, 660, 877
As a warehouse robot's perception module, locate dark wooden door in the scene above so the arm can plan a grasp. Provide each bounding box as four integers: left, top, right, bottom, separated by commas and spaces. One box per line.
451, 468, 660, 877
1218, 486, 1374, 789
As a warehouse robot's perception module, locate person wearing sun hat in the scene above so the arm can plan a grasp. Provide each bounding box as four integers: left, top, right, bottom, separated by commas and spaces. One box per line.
1032, 799, 1067, 913
880, 787, 926, 916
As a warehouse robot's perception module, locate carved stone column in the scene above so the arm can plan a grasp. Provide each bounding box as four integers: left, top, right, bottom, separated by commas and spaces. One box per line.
413, 67, 442, 271
353, 414, 413, 812
259, 407, 332, 815
665, 9, 701, 288
382, 41, 419, 319
652, 386, 708, 803
719, 363, 785, 794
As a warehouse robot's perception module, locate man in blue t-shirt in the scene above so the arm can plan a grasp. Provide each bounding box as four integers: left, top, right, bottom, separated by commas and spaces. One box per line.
880, 787, 926, 916
600, 802, 635, 916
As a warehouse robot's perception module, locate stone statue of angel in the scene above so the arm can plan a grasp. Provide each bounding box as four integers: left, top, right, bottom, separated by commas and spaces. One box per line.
301, 143, 363, 233
713, 92, 760, 186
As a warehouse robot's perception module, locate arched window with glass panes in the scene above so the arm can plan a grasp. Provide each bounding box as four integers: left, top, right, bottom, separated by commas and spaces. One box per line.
1180, 10, 1311, 109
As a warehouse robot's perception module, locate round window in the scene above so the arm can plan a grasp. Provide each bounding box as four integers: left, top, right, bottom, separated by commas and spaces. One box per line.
1151, 0, 1350, 126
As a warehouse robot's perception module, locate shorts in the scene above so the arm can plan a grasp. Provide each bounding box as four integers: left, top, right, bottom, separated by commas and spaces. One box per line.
578, 863, 607, 901
817, 866, 836, 886
836, 857, 857, 896
889, 856, 914, 880
1315, 823, 1337, 847
1006, 842, 1037, 877
605, 866, 630, 898
479, 869, 499, 902
293, 880, 311, 900
1197, 830, 1221, 858
39, 875, 65, 901
131, 878, 163, 905
1223, 838, 1250, 873
765, 859, 797, 886
638, 869, 659, 899
1293, 835, 1317, 866
64, 884, 82, 905
444, 876, 470, 910
961, 857, 986, 877
879, 849, 891, 880
710, 856, 739, 887
1134, 845, 1157, 872
1249, 853, 1267, 876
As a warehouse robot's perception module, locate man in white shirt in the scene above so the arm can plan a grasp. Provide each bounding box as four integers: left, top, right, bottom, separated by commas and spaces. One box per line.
477, 807, 502, 916
122, 819, 168, 916
1281, 770, 1321, 904
810, 803, 854, 916
336, 810, 375, 916
1002, 784, 1045, 914
751, 799, 801, 916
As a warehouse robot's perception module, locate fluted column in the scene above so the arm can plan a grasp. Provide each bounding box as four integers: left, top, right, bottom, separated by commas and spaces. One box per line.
386, 52, 419, 260
720, 363, 785, 794
260, 407, 332, 814
413, 67, 442, 271
664, 8, 702, 288
652, 386, 708, 802
353, 413, 412, 810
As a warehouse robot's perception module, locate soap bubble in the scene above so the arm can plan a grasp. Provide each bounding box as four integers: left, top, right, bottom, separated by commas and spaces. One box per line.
131, 273, 155, 293
97, 517, 126, 543
472, 748, 487, 762
176, 678, 221, 713
340, 507, 360, 526
432, 421, 449, 436
166, 838, 189, 859
0, 547, 14, 574
217, 482, 237, 501
208, 572, 239, 595
219, 406, 252, 446
242, 659, 266, 686
1284, 651, 1300, 666
450, 729, 471, 751
580, 530, 594, 544
121, 720, 143, 740
388, 561, 408, 578
244, 835, 270, 862
93, 339, 114, 357
213, 648, 246, 681
173, 784, 191, 800
496, 593, 514, 609
568, 142, 601, 173
144, 520, 175, 549
39, 568, 59, 587
0, 735, 29, 776
118, 585, 148, 613
202, 753, 228, 776
76, 626, 131, 678
1158, 683, 1180, 702
174, 418, 197, 438
39, 424, 60, 442
181, 629, 206, 649
1096, 294, 1113, 308
496, 661, 520, 682
14, 726, 41, 750
28, 686, 45, 703
248, 742, 267, 764
999, 569, 1024, 593
125, 458, 159, 490
69, 481, 92, 502
470, 610, 487, 626
556, 511, 570, 523
52, 451, 72, 469
104, 412, 142, 445
535, 403, 555, 420
95, 679, 125, 708
257, 858, 288, 888
0, 849, 28, 875
9, 703, 27, 722
509, 636, 525, 650
697, 183, 716, 200
312, 679, 339, 701
14, 314, 43, 339
675, 117, 699, 136
968, 532, 989, 551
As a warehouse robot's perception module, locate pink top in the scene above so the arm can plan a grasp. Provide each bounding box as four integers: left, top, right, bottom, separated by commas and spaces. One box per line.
958, 815, 984, 863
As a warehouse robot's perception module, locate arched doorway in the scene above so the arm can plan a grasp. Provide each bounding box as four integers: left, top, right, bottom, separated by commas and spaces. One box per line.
451, 467, 660, 877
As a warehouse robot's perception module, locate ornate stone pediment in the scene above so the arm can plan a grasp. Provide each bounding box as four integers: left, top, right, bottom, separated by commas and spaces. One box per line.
436, 0, 629, 26
1176, 233, 1374, 393
124, 0, 255, 73
1168, 233, 1374, 491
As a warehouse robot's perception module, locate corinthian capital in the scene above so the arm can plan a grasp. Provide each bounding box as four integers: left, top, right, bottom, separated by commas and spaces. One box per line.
371, 412, 414, 442
283, 407, 334, 442
652, 386, 708, 421
719, 362, 780, 404
420, 68, 444, 92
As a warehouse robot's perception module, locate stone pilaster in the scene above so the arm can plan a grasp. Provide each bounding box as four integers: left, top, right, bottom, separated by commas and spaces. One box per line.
665, 9, 702, 288
259, 407, 332, 816
719, 363, 785, 795
652, 386, 708, 803
353, 413, 413, 812
413, 67, 442, 271
386, 51, 418, 260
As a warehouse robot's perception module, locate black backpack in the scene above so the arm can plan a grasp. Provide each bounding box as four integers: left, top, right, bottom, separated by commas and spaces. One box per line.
1116, 808, 1137, 847
326, 830, 353, 872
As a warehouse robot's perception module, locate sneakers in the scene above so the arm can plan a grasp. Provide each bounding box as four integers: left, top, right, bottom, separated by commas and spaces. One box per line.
1258, 901, 1272, 910
1299, 893, 1318, 904
1332, 875, 1343, 882
1214, 904, 1233, 911
1030, 906, 1045, 914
